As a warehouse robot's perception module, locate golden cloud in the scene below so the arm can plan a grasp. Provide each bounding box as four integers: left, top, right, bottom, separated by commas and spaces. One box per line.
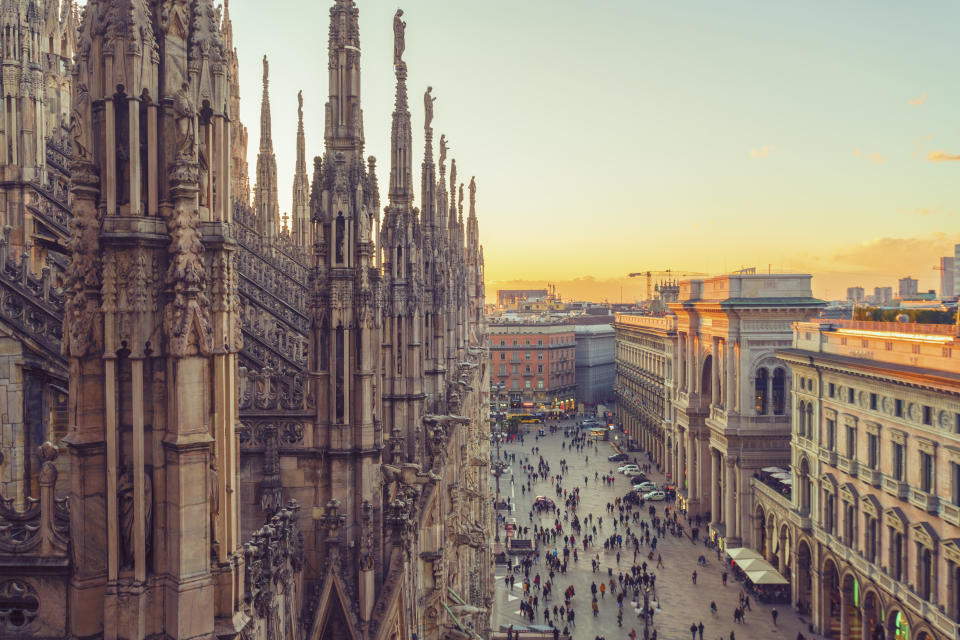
749, 146, 771, 159
927, 150, 960, 162
908, 92, 927, 106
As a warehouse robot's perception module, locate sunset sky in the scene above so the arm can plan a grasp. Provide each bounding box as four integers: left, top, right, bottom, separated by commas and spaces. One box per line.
231, 0, 960, 302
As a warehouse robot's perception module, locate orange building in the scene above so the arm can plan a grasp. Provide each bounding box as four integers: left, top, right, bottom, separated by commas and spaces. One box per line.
488, 320, 576, 412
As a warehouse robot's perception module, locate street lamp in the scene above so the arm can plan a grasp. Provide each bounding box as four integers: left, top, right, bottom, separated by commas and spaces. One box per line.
641, 584, 653, 640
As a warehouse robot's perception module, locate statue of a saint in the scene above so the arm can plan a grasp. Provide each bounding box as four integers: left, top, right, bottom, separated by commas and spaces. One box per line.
118, 465, 153, 570
439, 134, 447, 167
262, 55, 269, 88
424, 86, 436, 129
209, 453, 220, 550
297, 89, 303, 122
393, 10, 405, 65
468, 176, 476, 208
172, 82, 196, 159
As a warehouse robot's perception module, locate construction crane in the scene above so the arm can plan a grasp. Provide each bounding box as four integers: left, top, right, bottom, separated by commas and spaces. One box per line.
628, 269, 708, 301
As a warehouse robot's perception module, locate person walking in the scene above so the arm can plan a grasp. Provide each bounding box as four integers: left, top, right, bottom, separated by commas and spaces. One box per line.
691, 570, 697, 584
772, 608, 778, 626
690, 623, 697, 640
722, 571, 727, 586
697, 621, 704, 640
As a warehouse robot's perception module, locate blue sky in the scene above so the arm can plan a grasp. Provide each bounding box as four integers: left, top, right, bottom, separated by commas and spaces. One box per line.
231, 0, 960, 300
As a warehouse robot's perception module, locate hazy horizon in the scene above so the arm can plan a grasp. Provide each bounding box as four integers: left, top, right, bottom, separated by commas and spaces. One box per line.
231, 0, 960, 301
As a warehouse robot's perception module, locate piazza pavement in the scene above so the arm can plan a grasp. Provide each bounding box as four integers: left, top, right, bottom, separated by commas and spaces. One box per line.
490, 418, 827, 640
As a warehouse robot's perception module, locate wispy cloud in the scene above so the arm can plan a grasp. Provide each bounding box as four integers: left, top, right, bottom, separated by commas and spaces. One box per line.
908, 92, 927, 106
749, 146, 773, 159
853, 150, 885, 164
926, 150, 960, 162
903, 206, 946, 217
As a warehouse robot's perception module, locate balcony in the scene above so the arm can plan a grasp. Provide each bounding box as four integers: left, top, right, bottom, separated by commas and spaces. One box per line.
819, 447, 838, 467
837, 456, 858, 477
522, 371, 534, 377
941, 502, 960, 526
882, 475, 909, 500
858, 466, 883, 488
908, 490, 939, 514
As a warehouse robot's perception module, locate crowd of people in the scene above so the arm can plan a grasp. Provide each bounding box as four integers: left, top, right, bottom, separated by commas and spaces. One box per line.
494, 418, 806, 640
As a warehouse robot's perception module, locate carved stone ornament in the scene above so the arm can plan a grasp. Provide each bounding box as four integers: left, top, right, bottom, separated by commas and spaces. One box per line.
162, 171, 213, 357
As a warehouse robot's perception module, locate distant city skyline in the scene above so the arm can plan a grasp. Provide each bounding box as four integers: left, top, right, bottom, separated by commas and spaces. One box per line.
231, 0, 960, 302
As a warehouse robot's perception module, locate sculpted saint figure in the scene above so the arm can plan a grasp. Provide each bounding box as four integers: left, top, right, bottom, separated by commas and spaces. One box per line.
469, 176, 476, 207
298, 89, 303, 121
424, 86, 436, 129
118, 465, 153, 570
393, 10, 405, 65
439, 134, 447, 166
173, 82, 196, 159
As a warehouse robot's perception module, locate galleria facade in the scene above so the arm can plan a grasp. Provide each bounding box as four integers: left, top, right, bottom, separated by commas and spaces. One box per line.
0, 0, 493, 639
615, 275, 960, 640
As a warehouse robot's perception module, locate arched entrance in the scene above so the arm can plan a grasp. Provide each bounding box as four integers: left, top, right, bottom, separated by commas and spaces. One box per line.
755, 506, 767, 556
842, 573, 862, 639
888, 610, 909, 640
863, 589, 885, 640
796, 540, 812, 616
822, 558, 841, 638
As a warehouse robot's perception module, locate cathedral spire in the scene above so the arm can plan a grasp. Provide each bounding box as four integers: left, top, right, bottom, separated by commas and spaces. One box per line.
324, 0, 364, 157
259, 56, 273, 153
467, 176, 479, 252
254, 55, 280, 239
387, 27, 413, 208
292, 90, 309, 247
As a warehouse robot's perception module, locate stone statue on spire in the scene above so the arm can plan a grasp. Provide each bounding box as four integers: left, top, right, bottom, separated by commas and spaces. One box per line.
298, 90, 303, 121
469, 176, 476, 208
262, 55, 268, 87
393, 9, 406, 65
439, 135, 447, 166
424, 86, 435, 130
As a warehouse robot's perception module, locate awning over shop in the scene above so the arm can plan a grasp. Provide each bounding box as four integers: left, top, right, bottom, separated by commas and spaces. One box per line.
761, 466, 788, 474
734, 557, 771, 571
726, 547, 764, 561
746, 569, 790, 585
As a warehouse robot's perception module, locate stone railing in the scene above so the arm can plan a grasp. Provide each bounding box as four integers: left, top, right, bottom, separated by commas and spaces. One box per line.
0, 443, 70, 557
614, 313, 677, 332
0, 228, 67, 363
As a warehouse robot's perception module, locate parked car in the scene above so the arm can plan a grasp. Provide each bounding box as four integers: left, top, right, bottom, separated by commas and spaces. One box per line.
626, 473, 648, 484
504, 517, 518, 531
618, 464, 639, 474
533, 496, 555, 508
643, 490, 666, 501
608, 453, 629, 462
581, 420, 600, 430
633, 481, 657, 492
